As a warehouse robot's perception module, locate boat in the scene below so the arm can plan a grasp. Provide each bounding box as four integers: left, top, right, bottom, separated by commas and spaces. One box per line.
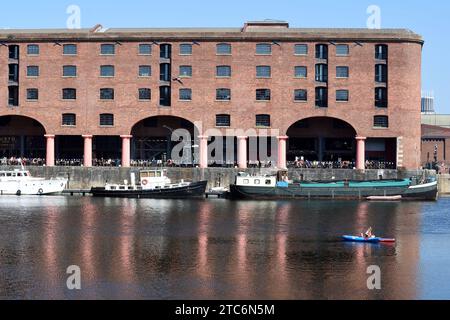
90, 169, 208, 199
342, 235, 396, 243
229, 171, 438, 201
0, 168, 68, 196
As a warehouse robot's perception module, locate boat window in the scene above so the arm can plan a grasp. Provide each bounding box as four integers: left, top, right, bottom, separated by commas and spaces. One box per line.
8, 173, 13, 177
17, 173, 23, 177
156, 186, 161, 189
24, 173, 28, 176
128, 187, 134, 190
141, 172, 149, 178
110, 186, 116, 190
266, 180, 272, 185
119, 186, 126, 190
255, 179, 261, 185
156, 172, 162, 177
149, 172, 156, 178
243, 179, 250, 185
0, 173, 5, 177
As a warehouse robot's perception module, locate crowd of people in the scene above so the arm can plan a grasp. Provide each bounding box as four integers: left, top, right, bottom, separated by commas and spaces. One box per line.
287, 157, 397, 170
0, 157, 45, 166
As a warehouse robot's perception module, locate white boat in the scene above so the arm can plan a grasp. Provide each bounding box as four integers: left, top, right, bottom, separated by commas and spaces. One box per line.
0, 169, 68, 196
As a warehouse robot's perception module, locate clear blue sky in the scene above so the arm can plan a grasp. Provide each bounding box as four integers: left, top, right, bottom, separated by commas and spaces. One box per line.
2, 0, 449, 112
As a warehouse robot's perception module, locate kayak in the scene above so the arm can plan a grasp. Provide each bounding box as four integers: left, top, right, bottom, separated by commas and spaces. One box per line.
342, 235, 396, 243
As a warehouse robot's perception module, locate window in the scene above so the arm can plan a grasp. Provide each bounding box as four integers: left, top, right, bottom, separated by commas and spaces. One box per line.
256, 66, 271, 78
336, 44, 349, 56
179, 88, 192, 101
315, 87, 328, 108
375, 87, 388, 108
217, 43, 231, 55
62, 114, 76, 126
8, 86, 19, 106
216, 114, 231, 127
27, 88, 39, 100
62, 88, 76, 100
139, 44, 152, 55
139, 88, 151, 100
63, 44, 77, 55
315, 64, 328, 82
100, 65, 115, 77
27, 66, 39, 77
256, 114, 271, 127
295, 44, 308, 55
9, 45, 19, 60
100, 88, 114, 100
216, 88, 231, 101
336, 66, 349, 78
316, 44, 328, 59
336, 90, 349, 102
295, 66, 307, 78
27, 44, 39, 55
375, 44, 388, 60
101, 44, 115, 55
160, 86, 171, 107
216, 65, 231, 77
179, 65, 192, 77
139, 65, 152, 77
256, 89, 271, 101
180, 44, 192, 55
256, 43, 272, 55
100, 114, 114, 126
63, 65, 77, 77
160, 44, 172, 59
374, 116, 389, 128
294, 89, 307, 102
9, 64, 19, 82
375, 64, 387, 83
160, 63, 171, 82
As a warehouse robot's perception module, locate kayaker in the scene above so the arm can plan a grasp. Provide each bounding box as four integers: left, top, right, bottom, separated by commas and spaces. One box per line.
362, 227, 375, 239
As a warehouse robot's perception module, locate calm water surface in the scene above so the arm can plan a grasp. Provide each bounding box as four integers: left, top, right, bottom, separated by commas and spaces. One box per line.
0, 196, 449, 300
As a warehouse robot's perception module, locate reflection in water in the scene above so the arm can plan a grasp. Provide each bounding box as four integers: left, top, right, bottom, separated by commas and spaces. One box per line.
1, 196, 449, 299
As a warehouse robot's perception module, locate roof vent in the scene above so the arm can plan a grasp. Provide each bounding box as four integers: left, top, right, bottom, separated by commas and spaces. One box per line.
243, 19, 289, 32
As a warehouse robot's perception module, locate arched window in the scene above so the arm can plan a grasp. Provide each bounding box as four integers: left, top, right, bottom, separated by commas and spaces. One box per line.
315, 44, 328, 59
375, 44, 388, 60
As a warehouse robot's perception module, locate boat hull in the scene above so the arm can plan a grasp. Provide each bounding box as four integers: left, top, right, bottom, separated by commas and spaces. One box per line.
0, 179, 68, 196
91, 181, 208, 199
230, 180, 438, 201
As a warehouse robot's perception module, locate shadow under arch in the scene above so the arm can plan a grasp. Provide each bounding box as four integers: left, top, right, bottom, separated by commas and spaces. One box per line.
286, 116, 357, 162
130, 116, 198, 164
0, 115, 47, 159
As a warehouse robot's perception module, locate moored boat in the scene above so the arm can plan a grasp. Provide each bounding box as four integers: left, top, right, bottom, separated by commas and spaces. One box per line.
229, 171, 438, 201
91, 169, 207, 199
0, 168, 67, 196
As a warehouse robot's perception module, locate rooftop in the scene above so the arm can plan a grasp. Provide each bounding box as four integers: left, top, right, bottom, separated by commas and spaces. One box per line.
0, 21, 423, 43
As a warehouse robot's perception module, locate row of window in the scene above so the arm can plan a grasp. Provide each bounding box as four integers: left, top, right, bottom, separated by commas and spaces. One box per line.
23, 64, 387, 82
23, 43, 389, 59
60, 113, 389, 129
25, 87, 387, 106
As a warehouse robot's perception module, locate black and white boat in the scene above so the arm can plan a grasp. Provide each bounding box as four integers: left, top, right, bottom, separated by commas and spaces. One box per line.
91, 170, 207, 199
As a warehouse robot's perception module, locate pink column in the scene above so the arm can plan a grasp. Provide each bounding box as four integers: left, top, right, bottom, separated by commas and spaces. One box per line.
277, 136, 289, 169
45, 135, 55, 167
121, 135, 133, 168
356, 137, 367, 170
82, 135, 93, 167
198, 136, 209, 168
237, 136, 248, 169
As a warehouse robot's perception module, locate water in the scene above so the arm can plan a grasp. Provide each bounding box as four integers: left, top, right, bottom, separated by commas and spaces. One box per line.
0, 196, 449, 300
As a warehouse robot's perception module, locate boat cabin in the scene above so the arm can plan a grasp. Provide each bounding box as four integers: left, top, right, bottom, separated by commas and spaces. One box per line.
236, 174, 277, 188
0, 170, 32, 180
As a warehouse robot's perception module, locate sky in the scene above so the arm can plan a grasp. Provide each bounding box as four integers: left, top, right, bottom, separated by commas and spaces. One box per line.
1, 0, 449, 112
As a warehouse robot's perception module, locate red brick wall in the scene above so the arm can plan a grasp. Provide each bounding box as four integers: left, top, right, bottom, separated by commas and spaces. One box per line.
0, 38, 423, 169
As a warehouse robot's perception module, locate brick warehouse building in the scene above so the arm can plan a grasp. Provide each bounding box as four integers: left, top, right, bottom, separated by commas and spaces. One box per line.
0, 21, 423, 169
